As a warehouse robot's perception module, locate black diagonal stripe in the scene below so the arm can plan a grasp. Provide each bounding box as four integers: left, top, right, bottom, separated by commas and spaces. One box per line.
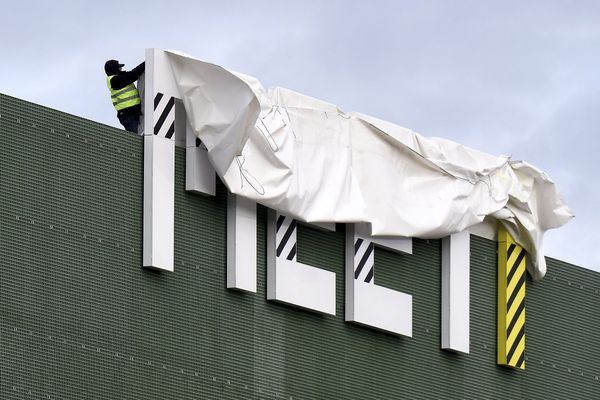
507, 243, 516, 260
354, 242, 374, 279
507, 249, 526, 286
165, 122, 175, 139
154, 92, 164, 110
506, 300, 525, 339
506, 274, 525, 314
287, 244, 297, 261
276, 215, 285, 232
276, 219, 296, 257
354, 238, 364, 255
154, 96, 175, 135
506, 326, 525, 365
364, 267, 374, 283
516, 351, 525, 368
195, 138, 202, 147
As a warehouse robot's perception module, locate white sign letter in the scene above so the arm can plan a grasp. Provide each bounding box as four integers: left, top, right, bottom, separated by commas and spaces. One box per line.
267, 210, 336, 315
345, 224, 412, 336
441, 231, 470, 353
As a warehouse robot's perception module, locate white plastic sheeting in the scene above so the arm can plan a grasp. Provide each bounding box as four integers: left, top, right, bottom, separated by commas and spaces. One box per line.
162, 49, 573, 280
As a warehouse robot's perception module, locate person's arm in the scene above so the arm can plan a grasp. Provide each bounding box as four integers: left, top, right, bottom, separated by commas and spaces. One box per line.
109, 62, 145, 90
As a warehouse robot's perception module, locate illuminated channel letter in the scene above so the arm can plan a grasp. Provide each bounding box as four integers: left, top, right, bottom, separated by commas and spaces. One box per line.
143, 75, 177, 271
143, 48, 188, 271
227, 193, 257, 292
441, 231, 470, 354
267, 211, 336, 315
345, 223, 412, 336
497, 226, 526, 369
185, 122, 215, 196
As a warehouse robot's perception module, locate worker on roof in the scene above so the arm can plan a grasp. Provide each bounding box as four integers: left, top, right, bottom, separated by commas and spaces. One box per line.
104, 59, 145, 134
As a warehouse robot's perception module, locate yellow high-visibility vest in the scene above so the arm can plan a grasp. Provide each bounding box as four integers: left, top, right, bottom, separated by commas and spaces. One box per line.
107, 76, 141, 111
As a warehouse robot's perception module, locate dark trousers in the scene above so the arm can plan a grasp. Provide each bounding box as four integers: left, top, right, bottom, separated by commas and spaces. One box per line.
117, 113, 140, 134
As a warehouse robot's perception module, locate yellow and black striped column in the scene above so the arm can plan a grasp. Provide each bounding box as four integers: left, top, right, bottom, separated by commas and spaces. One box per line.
497, 226, 526, 369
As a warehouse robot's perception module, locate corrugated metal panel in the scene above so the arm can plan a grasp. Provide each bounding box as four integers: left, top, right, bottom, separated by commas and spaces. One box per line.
1, 93, 599, 399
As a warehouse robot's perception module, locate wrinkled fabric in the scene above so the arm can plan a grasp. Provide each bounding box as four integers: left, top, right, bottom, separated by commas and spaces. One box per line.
165, 50, 573, 280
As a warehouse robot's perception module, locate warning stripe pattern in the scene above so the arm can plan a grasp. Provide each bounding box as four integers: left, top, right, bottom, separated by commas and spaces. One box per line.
497, 227, 526, 369
276, 214, 297, 261
354, 238, 375, 283
153, 92, 175, 139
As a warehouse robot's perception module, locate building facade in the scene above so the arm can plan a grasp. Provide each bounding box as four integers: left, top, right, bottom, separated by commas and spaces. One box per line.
1, 93, 599, 399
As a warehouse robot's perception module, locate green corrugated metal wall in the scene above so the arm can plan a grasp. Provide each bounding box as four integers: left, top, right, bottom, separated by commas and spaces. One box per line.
1, 93, 599, 399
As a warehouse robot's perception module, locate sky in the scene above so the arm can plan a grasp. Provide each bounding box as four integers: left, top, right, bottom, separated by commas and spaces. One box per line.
2, 0, 599, 272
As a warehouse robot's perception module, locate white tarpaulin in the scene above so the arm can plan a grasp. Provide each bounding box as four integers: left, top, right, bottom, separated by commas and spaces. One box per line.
162, 49, 573, 280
